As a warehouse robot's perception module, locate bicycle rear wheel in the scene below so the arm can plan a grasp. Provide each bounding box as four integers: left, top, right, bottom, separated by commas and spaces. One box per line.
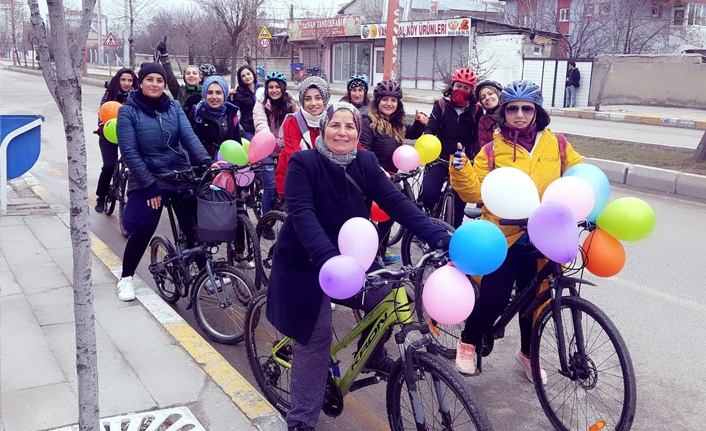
192, 264, 256, 344
227, 213, 263, 289
256, 210, 287, 287
386, 351, 492, 430
245, 291, 293, 416
149, 236, 180, 304
531, 296, 636, 431
104, 173, 118, 216
438, 191, 455, 227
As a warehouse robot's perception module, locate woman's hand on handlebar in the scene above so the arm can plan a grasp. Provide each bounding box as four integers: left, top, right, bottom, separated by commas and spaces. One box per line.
452, 143, 468, 170
211, 160, 229, 169
148, 195, 162, 209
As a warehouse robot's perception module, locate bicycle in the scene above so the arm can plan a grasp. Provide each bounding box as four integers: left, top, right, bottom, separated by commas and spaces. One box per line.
245, 250, 492, 430
254, 209, 287, 287
293, 66, 328, 84
383, 167, 423, 247
248, 158, 286, 221
148, 168, 258, 344
104, 156, 130, 238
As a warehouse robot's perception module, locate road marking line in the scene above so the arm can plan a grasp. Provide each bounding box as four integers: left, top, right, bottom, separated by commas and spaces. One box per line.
611, 276, 706, 315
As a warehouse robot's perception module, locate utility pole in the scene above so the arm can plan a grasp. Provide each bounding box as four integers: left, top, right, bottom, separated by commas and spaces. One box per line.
383, 0, 400, 81
97, 0, 103, 64
290, 3, 294, 80
10, 0, 18, 65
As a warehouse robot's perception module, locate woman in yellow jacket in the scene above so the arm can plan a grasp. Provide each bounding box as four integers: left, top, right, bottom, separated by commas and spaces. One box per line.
449, 80, 583, 382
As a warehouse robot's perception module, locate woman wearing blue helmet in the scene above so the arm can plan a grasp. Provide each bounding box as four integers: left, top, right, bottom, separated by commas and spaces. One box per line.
449, 80, 584, 382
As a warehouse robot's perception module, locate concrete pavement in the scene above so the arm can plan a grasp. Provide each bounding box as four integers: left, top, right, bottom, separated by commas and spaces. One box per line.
0, 174, 286, 431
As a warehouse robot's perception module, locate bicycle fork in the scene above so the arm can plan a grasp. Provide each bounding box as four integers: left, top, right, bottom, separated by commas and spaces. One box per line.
549, 281, 588, 380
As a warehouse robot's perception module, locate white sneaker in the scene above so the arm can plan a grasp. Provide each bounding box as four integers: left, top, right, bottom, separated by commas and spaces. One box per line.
117, 276, 136, 302
515, 349, 547, 385
455, 340, 478, 375
330, 303, 336, 311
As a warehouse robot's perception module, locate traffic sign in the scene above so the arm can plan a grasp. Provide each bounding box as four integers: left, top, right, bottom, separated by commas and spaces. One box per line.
103, 32, 119, 47
259, 38, 271, 49
258, 26, 272, 39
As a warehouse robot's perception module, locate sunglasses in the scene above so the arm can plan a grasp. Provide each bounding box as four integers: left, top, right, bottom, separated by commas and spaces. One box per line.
506, 105, 536, 115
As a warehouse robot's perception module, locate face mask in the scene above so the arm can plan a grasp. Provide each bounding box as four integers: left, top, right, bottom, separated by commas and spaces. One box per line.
451, 88, 471, 106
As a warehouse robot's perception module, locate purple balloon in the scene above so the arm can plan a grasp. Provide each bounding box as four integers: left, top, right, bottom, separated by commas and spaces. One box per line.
527, 201, 580, 264
216, 150, 234, 168
318, 255, 366, 299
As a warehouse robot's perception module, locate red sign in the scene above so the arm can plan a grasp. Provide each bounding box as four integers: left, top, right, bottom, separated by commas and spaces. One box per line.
288, 15, 361, 40
383, 0, 400, 81
259, 38, 271, 49
103, 32, 119, 47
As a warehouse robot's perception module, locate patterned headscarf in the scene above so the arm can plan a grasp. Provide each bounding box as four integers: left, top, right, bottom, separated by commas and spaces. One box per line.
316, 102, 362, 166
319, 102, 362, 138
298, 76, 331, 106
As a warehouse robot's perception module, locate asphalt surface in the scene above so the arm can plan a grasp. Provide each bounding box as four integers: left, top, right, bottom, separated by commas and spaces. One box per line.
3, 68, 705, 430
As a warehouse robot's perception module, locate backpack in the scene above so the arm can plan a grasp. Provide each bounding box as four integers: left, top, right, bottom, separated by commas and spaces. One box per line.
483, 133, 568, 175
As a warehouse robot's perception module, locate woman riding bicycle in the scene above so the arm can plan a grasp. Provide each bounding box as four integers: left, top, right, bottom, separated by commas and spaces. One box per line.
94, 68, 138, 213
115, 62, 218, 302
266, 102, 450, 431
358, 80, 428, 264
253, 72, 298, 215
339, 74, 371, 111
420, 68, 483, 228
188, 75, 241, 159
475, 80, 504, 146
229, 65, 259, 140
449, 80, 583, 381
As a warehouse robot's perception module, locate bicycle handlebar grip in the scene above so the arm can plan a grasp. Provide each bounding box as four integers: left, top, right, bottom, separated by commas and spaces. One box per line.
499, 218, 528, 226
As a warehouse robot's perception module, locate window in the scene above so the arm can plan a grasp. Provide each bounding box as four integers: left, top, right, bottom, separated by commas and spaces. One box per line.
533, 45, 544, 56
599, 2, 611, 17
651, 4, 663, 19
687, 3, 706, 26
674, 7, 685, 25
583, 3, 595, 18
519, 13, 532, 27
559, 8, 569, 22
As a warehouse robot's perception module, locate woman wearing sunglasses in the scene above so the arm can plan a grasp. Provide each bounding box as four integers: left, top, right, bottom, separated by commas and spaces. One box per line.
448, 80, 583, 381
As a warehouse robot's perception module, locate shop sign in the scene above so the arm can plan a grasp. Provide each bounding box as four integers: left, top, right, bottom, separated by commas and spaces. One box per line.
361, 18, 471, 40
289, 15, 361, 40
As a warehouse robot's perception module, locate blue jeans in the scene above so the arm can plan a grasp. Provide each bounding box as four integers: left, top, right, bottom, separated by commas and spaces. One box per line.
259, 155, 276, 214
566, 85, 577, 108
242, 130, 254, 140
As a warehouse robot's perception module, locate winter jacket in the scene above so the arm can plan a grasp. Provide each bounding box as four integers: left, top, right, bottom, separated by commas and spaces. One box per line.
567, 68, 581, 88
229, 84, 257, 135
253, 87, 299, 136
188, 102, 241, 159
116, 92, 211, 195
424, 98, 483, 160
449, 128, 583, 247
275, 112, 321, 196
359, 119, 424, 173
478, 114, 500, 146
162, 59, 200, 108
266, 149, 450, 343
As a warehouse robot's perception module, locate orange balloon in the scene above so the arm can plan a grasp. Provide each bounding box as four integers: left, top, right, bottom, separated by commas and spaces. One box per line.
371, 201, 390, 222
99, 101, 122, 123
583, 229, 625, 277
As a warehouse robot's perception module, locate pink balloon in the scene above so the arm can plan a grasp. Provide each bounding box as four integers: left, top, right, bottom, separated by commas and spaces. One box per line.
248, 131, 276, 163
235, 167, 255, 187
422, 265, 476, 325
338, 217, 379, 271
318, 255, 366, 299
212, 171, 235, 193
541, 176, 595, 221
392, 145, 421, 171
528, 201, 580, 264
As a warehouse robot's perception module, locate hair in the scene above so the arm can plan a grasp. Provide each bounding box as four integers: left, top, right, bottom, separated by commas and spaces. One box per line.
340, 90, 371, 108
236, 65, 257, 89
568, 61, 576, 67
105, 68, 138, 102
501, 103, 551, 131
264, 80, 296, 130
184, 65, 202, 85
369, 94, 406, 144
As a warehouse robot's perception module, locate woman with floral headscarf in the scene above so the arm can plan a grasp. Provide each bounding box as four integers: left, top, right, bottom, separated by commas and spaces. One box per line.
188, 75, 241, 159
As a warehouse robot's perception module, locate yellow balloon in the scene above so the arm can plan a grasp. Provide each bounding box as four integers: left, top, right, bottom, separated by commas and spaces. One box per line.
415, 134, 442, 164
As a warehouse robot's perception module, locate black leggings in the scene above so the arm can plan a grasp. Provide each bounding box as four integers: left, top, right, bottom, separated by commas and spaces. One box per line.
419, 163, 465, 228
96, 138, 118, 198
462, 241, 539, 356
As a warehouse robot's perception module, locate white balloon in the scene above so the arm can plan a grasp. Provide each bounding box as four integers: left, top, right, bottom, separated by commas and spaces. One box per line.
480, 167, 540, 219
337, 217, 379, 271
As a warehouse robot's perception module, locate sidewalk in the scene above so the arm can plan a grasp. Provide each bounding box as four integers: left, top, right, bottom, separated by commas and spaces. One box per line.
0, 175, 286, 431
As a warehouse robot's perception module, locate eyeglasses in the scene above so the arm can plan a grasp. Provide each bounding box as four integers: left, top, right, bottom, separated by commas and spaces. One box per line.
506, 105, 536, 115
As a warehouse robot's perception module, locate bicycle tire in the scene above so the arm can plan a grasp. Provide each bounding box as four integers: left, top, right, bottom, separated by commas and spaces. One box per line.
118, 201, 129, 238
192, 264, 256, 344
104, 170, 118, 216
118, 167, 129, 237
255, 211, 287, 287
439, 191, 455, 227
149, 236, 180, 304
387, 222, 405, 247
227, 213, 263, 289
386, 351, 492, 431
531, 296, 636, 431
104, 194, 117, 215
400, 218, 454, 266
245, 291, 294, 415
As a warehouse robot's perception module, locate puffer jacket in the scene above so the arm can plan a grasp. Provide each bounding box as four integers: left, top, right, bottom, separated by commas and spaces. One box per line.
359, 119, 425, 173
189, 102, 241, 159
117, 92, 211, 194
449, 128, 582, 247
424, 98, 483, 160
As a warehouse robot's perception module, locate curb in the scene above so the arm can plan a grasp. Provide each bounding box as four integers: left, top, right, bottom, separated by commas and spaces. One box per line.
19, 173, 286, 431
549, 107, 706, 131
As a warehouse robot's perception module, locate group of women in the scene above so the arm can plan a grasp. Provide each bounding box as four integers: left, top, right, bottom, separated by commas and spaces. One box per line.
95, 50, 583, 431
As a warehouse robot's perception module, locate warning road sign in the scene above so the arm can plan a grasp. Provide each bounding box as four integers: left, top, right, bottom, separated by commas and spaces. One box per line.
259, 38, 271, 49
103, 32, 119, 47
258, 26, 272, 39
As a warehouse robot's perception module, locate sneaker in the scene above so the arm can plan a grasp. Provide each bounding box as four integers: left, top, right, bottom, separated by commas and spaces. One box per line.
261, 226, 276, 241
234, 253, 256, 269
455, 340, 477, 375
515, 350, 547, 385
330, 302, 336, 311
362, 355, 396, 376
116, 276, 136, 301
383, 252, 401, 264
95, 197, 105, 213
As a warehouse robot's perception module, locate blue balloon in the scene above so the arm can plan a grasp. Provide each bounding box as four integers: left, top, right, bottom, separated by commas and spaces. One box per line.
564, 163, 610, 222
449, 219, 508, 276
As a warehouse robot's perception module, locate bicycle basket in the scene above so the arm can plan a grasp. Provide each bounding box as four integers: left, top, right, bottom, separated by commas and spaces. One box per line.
196, 181, 238, 244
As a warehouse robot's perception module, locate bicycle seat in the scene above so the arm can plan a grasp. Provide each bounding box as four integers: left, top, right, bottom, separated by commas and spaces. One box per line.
464, 207, 483, 219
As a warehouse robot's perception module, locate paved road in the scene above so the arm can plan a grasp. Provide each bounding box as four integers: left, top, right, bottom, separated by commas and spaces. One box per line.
4, 68, 705, 430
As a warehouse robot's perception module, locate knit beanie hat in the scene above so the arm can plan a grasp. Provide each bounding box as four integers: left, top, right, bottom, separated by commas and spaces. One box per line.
138, 62, 167, 84
320, 102, 362, 139
298, 76, 331, 106
201, 75, 229, 100
347, 77, 368, 93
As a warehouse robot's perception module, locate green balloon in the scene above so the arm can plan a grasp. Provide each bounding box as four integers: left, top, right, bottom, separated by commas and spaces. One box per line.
220, 139, 248, 165
596, 197, 655, 241
241, 138, 250, 153
104, 118, 118, 144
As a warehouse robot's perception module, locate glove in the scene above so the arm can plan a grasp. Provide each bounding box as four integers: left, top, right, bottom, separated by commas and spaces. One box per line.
452, 147, 465, 170
94, 123, 105, 138
433, 234, 452, 252
156, 41, 168, 55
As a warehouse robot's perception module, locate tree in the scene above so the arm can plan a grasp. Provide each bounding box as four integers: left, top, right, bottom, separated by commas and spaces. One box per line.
27, 0, 100, 429
102, 0, 153, 67
693, 131, 706, 163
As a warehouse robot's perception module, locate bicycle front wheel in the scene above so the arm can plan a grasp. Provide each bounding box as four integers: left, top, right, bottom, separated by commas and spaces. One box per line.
438, 191, 455, 227
192, 264, 256, 344
256, 210, 287, 287
149, 236, 180, 303
118, 166, 129, 237
531, 296, 636, 431
386, 351, 492, 431
227, 213, 263, 289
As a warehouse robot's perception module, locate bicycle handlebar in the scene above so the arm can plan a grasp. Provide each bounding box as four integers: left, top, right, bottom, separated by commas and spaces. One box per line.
391, 167, 421, 183
499, 218, 595, 230
365, 250, 448, 288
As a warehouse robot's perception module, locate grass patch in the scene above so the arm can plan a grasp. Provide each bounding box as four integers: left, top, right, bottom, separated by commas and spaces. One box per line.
566, 134, 706, 176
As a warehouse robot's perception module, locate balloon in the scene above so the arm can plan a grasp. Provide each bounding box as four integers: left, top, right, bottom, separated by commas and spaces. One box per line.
528, 201, 580, 264
216, 150, 234, 168
318, 255, 366, 299
596, 197, 655, 241
103, 118, 118, 144
241, 138, 250, 153
371, 201, 390, 222
235, 167, 255, 187
338, 217, 379, 271
422, 265, 476, 325
481, 167, 540, 219
564, 164, 611, 222
449, 220, 507, 276
582, 229, 625, 277
541, 176, 595, 222
220, 140, 248, 165
414, 135, 442, 165
249, 131, 276, 163
212, 171, 235, 193
99, 101, 122, 123
392, 145, 421, 171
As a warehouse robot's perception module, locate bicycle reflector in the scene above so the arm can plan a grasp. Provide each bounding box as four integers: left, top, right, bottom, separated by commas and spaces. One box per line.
589, 421, 606, 431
